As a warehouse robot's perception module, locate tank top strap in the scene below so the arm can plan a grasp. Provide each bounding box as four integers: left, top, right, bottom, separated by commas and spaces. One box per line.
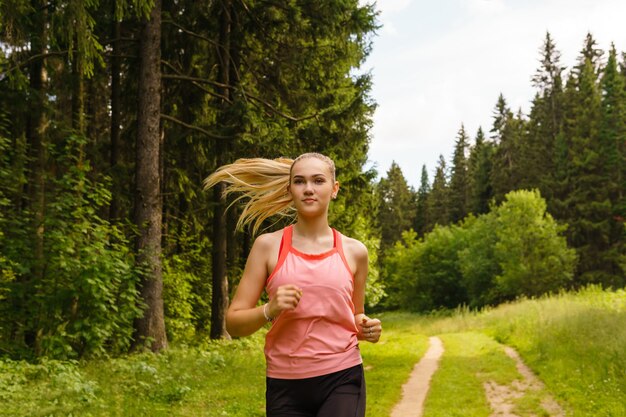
267, 225, 293, 284
332, 228, 354, 279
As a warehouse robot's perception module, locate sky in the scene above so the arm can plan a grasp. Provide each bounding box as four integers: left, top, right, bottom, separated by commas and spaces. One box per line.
362, 0, 626, 188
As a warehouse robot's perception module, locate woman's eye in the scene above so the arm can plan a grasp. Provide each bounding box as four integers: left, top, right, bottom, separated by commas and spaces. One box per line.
315, 178, 325, 184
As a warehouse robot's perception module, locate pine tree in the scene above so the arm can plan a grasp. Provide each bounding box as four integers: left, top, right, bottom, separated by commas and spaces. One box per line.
376, 162, 417, 252
490, 94, 524, 202
523, 32, 565, 199
414, 165, 430, 236
468, 127, 494, 215
426, 155, 450, 229
449, 124, 470, 223
559, 35, 613, 286
598, 44, 626, 284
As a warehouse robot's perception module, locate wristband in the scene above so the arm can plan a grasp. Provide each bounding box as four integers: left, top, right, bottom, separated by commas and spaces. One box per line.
263, 303, 274, 322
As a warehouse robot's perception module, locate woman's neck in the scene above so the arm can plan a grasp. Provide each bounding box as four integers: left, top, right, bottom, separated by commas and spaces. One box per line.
293, 217, 331, 239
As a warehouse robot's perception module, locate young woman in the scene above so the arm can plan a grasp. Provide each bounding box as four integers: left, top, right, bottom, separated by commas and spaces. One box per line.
204, 152, 382, 417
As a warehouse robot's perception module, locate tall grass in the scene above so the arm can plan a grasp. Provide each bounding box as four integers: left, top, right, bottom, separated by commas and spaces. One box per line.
0, 316, 428, 417
1, 287, 623, 416
419, 286, 626, 417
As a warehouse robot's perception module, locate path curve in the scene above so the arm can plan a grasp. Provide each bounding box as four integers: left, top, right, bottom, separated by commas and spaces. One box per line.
390, 336, 444, 417
482, 346, 565, 417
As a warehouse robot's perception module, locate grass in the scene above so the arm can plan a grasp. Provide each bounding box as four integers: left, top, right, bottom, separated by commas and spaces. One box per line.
1, 286, 624, 416
423, 332, 558, 417
423, 332, 509, 417
0, 334, 267, 417
414, 286, 626, 416
0, 315, 429, 417
361, 312, 430, 416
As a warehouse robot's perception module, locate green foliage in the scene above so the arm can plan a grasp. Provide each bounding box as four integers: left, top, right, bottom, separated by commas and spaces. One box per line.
448, 124, 470, 223
426, 154, 450, 230
492, 190, 576, 299
467, 127, 494, 215
0, 336, 264, 417
384, 190, 575, 310
162, 254, 201, 343
350, 215, 385, 308
414, 164, 430, 236
35, 136, 141, 358
0, 130, 17, 305
384, 226, 468, 311
458, 214, 500, 307
376, 161, 416, 252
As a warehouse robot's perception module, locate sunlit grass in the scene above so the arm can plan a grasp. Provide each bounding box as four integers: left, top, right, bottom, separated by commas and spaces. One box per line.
361, 312, 430, 416
414, 286, 626, 417
423, 332, 556, 417
1, 286, 624, 416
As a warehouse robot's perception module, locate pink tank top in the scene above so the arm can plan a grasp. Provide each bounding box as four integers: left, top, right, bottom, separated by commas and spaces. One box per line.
264, 225, 362, 379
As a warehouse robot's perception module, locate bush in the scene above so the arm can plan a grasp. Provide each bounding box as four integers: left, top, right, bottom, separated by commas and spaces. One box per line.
493, 190, 576, 299
382, 189, 577, 310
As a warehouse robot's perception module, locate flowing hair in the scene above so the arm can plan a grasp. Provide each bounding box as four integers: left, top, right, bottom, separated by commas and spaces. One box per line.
203, 153, 335, 235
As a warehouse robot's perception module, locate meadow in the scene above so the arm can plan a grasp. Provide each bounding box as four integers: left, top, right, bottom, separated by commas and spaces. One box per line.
0, 286, 624, 416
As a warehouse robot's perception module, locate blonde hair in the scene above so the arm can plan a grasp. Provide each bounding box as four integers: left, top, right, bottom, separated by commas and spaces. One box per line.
203, 153, 335, 234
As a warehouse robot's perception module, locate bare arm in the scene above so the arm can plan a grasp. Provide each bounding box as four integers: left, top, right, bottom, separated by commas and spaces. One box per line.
225, 234, 274, 337
225, 232, 303, 337
345, 237, 382, 343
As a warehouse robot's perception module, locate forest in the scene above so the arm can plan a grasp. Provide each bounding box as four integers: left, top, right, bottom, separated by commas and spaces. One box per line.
0, 0, 625, 362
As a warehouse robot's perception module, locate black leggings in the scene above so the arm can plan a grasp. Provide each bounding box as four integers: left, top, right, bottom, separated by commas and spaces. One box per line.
266, 364, 366, 417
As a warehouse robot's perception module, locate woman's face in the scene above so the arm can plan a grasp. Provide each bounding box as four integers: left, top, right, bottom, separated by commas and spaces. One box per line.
288, 157, 339, 217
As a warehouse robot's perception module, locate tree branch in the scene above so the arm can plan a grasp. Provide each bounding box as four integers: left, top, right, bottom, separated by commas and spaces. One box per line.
162, 19, 220, 47
0, 51, 68, 79
160, 114, 232, 139
243, 92, 319, 122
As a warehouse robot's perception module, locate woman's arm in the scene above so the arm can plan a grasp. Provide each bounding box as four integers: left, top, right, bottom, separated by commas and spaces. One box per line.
225, 232, 303, 337
345, 237, 381, 343
225, 234, 274, 337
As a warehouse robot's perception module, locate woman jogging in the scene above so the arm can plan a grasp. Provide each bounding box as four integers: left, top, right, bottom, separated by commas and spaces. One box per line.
204, 152, 382, 417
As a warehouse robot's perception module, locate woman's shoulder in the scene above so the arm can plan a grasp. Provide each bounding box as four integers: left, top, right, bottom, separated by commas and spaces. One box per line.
338, 233, 368, 259
252, 228, 284, 250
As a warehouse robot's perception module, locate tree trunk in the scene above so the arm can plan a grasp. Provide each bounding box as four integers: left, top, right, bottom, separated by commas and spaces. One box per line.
109, 1, 122, 221
23, 0, 48, 352
211, 175, 229, 339
133, 0, 167, 352
72, 49, 86, 135
210, 0, 233, 340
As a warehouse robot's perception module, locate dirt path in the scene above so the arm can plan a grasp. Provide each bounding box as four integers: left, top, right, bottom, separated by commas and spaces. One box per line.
389, 336, 565, 417
482, 347, 565, 417
390, 336, 444, 417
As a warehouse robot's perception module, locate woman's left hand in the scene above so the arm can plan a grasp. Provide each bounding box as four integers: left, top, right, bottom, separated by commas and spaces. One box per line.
357, 315, 382, 343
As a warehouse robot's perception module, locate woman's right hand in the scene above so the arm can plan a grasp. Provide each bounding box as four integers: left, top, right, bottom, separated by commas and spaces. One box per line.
267, 284, 303, 319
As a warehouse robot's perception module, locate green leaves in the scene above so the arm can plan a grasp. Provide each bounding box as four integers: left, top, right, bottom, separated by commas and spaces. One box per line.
383, 190, 576, 311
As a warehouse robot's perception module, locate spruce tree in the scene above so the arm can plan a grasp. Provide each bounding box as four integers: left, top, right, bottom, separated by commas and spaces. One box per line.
560, 36, 613, 286
426, 155, 450, 229
524, 32, 565, 200
490, 94, 524, 202
449, 124, 470, 223
414, 165, 430, 236
598, 44, 626, 284
468, 127, 494, 215
376, 162, 417, 252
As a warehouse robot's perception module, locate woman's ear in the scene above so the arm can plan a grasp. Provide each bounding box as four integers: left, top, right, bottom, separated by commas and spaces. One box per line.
332, 181, 339, 199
